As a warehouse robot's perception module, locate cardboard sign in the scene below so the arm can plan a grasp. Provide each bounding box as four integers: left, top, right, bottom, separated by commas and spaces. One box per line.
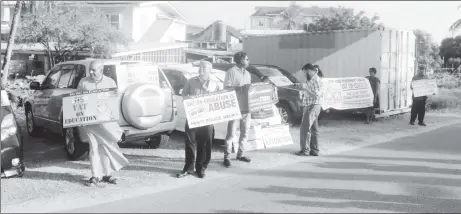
412, 79, 438, 97
183, 90, 242, 128
261, 124, 294, 148
248, 83, 276, 119
320, 77, 374, 110
62, 88, 120, 128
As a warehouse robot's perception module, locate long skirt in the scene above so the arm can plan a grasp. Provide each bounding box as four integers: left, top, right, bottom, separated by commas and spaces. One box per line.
79, 122, 129, 178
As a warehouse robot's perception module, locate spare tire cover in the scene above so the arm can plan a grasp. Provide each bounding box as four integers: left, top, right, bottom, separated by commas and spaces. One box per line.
122, 82, 166, 129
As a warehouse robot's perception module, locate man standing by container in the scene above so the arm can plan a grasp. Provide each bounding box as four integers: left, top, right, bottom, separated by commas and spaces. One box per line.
365, 67, 380, 124
223, 52, 252, 167
296, 63, 323, 157
410, 65, 429, 126
177, 61, 221, 179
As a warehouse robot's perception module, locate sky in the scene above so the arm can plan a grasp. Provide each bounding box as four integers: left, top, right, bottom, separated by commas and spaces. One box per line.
171, 1, 461, 44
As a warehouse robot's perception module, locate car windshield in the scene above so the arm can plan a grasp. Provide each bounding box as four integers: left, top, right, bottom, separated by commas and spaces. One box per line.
254, 66, 298, 84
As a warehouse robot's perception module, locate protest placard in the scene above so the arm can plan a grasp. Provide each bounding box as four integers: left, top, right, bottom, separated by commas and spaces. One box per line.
125, 64, 159, 85
261, 124, 294, 148
248, 83, 276, 119
412, 79, 438, 97
62, 88, 120, 128
183, 90, 242, 128
320, 77, 374, 110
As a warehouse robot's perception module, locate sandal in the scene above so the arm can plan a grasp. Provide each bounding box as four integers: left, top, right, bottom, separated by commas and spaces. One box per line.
85, 177, 100, 187
102, 176, 117, 184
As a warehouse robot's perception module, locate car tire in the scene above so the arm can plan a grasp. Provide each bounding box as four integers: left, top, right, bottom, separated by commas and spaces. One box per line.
277, 102, 293, 124
25, 108, 43, 137
64, 127, 89, 161
146, 135, 169, 149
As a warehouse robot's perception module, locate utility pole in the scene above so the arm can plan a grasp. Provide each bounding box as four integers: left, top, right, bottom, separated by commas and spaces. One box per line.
2, 1, 22, 85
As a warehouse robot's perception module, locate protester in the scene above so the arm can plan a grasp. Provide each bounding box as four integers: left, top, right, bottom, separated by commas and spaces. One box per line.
313, 65, 324, 78
365, 67, 381, 124
296, 63, 323, 157
223, 51, 252, 167
410, 65, 429, 126
177, 61, 221, 179
76, 60, 129, 187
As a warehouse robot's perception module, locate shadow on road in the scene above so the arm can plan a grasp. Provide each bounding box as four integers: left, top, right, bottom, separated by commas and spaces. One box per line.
331, 155, 461, 165
247, 186, 461, 213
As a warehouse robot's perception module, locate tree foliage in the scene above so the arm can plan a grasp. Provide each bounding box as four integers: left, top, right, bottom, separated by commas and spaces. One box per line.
414, 29, 443, 70
281, 2, 304, 30
307, 6, 384, 32
448, 4, 461, 33
16, 4, 128, 66
439, 36, 461, 67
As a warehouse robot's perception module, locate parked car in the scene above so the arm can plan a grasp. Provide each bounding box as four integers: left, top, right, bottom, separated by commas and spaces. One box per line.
24, 60, 177, 161
162, 64, 282, 141
212, 63, 305, 124
1, 82, 25, 178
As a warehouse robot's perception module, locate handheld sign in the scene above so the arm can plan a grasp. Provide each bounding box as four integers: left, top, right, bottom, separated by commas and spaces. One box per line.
183, 89, 242, 129
261, 124, 293, 148
62, 88, 120, 128
412, 79, 438, 97
319, 77, 374, 110
248, 83, 277, 119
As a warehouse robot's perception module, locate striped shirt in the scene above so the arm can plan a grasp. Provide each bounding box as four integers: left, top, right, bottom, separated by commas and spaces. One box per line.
302, 75, 323, 106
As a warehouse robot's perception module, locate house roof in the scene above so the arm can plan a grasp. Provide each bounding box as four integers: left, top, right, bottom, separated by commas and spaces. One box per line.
187, 25, 206, 35
188, 21, 242, 41
138, 18, 174, 44
251, 6, 336, 17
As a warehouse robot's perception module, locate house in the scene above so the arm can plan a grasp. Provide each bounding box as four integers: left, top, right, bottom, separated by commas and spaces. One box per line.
249, 6, 339, 30
184, 20, 243, 63
1, 1, 190, 75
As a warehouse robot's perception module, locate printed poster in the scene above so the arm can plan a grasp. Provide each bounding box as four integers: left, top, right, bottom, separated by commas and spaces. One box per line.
412, 79, 438, 97
183, 90, 242, 128
320, 77, 374, 110
62, 88, 120, 128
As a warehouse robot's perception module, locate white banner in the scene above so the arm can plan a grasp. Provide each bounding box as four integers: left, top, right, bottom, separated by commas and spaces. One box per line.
183, 90, 242, 128
412, 79, 438, 97
320, 77, 374, 110
261, 124, 294, 148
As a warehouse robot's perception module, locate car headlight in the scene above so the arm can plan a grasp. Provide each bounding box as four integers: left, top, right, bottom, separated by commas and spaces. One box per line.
1, 114, 17, 141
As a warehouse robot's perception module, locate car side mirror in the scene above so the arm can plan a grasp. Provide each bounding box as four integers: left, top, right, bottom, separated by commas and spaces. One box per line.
30, 81, 40, 90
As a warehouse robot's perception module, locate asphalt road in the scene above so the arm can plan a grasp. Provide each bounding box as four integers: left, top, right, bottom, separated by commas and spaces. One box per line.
63, 123, 461, 213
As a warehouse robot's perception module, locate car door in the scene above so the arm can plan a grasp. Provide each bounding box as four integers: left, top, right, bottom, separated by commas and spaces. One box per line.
32, 65, 62, 128
48, 64, 86, 134
163, 69, 187, 131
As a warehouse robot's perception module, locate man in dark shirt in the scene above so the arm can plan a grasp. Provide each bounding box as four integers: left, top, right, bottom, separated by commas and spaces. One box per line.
410, 65, 429, 126
365, 67, 380, 124
177, 61, 221, 179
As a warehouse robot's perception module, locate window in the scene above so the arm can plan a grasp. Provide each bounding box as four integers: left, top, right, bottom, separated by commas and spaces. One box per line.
41, 66, 61, 89
70, 65, 86, 89
163, 69, 185, 95
57, 64, 76, 88
103, 65, 118, 85
106, 14, 120, 30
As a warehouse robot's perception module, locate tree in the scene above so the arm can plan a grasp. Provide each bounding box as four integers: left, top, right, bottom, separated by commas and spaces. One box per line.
2, 1, 23, 84
448, 5, 461, 33
307, 6, 383, 32
16, 4, 128, 67
439, 36, 461, 69
414, 29, 443, 70
281, 2, 304, 30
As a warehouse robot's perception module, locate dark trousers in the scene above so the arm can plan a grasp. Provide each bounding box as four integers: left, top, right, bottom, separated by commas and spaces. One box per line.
410, 98, 427, 123
299, 104, 321, 154
183, 122, 213, 173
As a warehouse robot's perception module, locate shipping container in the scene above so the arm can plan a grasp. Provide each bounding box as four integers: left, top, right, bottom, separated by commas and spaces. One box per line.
243, 27, 417, 117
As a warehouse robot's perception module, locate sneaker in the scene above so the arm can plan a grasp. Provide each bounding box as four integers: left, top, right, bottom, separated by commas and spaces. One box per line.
237, 156, 251, 162
196, 171, 206, 179
294, 151, 310, 156
176, 171, 191, 178
102, 176, 117, 184
409, 122, 415, 125
309, 152, 319, 156
223, 159, 231, 167
85, 177, 100, 187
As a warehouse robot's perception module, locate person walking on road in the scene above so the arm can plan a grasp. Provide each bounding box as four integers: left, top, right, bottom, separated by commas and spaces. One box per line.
223, 52, 252, 167
365, 67, 381, 124
177, 61, 222, 179
295, 63, 324, 157
410, 65, 429, 126
77, 60, 129, 187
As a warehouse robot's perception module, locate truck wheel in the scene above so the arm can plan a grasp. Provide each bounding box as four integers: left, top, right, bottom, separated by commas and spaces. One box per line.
146, 135, 169, 149
64, 128, 89, 161
25, 108, 42, 137
277, 103, 293, 124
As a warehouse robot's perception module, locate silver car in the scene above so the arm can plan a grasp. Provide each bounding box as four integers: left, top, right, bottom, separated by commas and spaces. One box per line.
24, 59, 177, 161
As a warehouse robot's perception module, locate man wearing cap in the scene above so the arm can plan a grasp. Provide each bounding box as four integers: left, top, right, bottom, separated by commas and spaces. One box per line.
177, 61, 221, 179
410, 65, 429, 126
